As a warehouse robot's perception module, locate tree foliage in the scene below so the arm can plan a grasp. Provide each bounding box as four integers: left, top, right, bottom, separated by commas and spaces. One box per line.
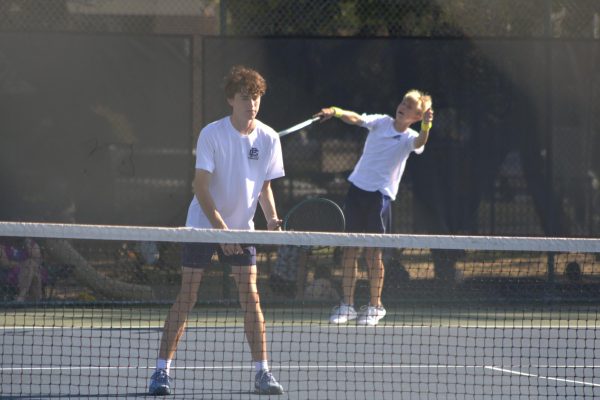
224, 0, 600, 38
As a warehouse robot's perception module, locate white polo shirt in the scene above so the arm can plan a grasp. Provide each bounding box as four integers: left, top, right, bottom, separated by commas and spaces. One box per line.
348, 114, 424, 200
186, 116, 285, 230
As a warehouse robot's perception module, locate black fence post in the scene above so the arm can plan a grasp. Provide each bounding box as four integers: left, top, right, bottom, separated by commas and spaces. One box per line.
220, 0, 227, 35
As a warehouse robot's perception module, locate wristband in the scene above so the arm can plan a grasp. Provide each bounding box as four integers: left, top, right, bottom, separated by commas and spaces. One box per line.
331, 106, 344, 118
421, 120, 432, 132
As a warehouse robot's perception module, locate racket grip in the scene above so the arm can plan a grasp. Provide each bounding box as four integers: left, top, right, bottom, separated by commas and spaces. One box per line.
421, 120, 432, 132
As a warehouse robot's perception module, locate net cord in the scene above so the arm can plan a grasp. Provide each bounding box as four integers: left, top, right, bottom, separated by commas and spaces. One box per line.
0, 222, 598, 252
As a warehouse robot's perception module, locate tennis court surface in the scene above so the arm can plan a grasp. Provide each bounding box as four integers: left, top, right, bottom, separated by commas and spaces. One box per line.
3, 306, 600, 399
1, 222, 600, 399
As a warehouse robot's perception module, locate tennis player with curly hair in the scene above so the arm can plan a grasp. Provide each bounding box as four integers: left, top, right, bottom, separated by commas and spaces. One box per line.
149, 65, 285, 396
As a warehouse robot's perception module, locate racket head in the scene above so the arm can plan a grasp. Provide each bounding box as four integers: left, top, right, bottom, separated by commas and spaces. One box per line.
283, 197, 345, 233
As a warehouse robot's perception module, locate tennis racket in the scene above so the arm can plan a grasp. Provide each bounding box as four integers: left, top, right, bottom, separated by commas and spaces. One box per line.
278, 116, 321, 137
283, 197, 345, 232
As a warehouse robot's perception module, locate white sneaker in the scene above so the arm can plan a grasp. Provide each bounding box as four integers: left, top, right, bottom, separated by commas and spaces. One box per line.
329, 303, 358, 324
356, 305, 386, 326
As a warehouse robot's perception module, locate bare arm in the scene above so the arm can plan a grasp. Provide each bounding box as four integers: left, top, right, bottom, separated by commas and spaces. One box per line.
414, 108, 434, 149
193, 169, 228, 229
193, 169, 242, 255
314, 107, 365, 126
258, 180, 281, 231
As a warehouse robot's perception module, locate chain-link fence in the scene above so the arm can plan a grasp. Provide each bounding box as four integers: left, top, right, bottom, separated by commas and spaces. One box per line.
223, 0, 600, 38
1, 0, 599, 237
0, 0, 218, 34
1, 0, 599, 38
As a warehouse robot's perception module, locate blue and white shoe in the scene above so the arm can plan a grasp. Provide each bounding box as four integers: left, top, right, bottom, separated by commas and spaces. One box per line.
148, 368, 172, 395
254, 369, 284, 395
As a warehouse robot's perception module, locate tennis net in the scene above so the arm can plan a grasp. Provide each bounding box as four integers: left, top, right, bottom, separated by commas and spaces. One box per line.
1, 221, 599, 399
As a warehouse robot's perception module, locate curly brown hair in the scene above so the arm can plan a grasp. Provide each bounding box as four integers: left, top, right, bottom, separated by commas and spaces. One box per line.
224, 65, 267, 99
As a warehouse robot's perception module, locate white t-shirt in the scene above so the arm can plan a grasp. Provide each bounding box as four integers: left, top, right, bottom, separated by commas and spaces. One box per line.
186, 116, 285, 230
348, 114, 424, 200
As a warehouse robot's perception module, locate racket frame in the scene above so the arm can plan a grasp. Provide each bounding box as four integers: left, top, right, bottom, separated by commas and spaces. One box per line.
283, 197, 345, 232
278, 116, 321, 137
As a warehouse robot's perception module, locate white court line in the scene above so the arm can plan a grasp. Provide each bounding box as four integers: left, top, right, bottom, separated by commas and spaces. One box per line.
486, 366, 600, 387
3, 364, 600, 373
2, 324, 599, 330
0, 365, 485, 372
0, 326, 163, 330
316, 324, 600, 329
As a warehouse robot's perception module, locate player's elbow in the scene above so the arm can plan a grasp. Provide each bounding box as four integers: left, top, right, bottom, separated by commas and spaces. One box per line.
414, 138, 426, 149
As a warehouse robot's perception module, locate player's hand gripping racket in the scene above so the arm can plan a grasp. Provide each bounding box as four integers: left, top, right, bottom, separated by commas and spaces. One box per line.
283, 197, 345, 233
278, 116, 321, 137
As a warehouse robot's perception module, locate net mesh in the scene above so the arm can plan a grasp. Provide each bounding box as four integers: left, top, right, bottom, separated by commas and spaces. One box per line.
1, 222, 600, 398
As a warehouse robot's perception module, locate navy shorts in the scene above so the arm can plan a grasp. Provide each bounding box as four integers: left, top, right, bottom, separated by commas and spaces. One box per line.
344, 184, 392, 234
181, 243, 257, 269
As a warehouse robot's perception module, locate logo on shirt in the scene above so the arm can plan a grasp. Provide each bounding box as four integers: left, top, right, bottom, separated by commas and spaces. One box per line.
392, 135, 403, 141
248, 147, 259, 160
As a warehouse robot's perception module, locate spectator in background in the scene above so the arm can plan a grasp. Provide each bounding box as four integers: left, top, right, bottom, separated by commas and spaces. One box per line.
269, 246, 338, 301
0, 238, 44, 301
303, 263, 339, 302
269, 246, 310, 300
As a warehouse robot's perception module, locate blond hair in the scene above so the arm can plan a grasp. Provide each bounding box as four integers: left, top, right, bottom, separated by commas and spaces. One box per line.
404, 90, 432, 115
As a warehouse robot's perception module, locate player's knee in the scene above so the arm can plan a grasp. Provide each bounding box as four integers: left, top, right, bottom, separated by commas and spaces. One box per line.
175, 289, 198, 309
239, 293, 261, 310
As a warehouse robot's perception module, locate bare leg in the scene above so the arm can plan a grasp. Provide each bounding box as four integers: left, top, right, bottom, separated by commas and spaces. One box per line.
158, 267, 204, 360
365, 247, 384, 307
30, 265, 42, 301
341, 247, 359, 305
16, 260, 37, 301
231, 265, 266, 362
295, 249, 309, 300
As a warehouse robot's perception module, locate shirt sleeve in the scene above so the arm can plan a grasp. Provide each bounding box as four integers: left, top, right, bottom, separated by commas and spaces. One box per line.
265, 135, 285, 181
359, 114, 388, 130
195, 128, 215, 172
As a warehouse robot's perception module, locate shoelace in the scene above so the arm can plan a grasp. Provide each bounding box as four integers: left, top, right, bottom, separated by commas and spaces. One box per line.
153, 370, 171, 381
257, 370, 276, 385
263, 371, 275, 382
332, 304, 352, 313
360, 305, 380, 317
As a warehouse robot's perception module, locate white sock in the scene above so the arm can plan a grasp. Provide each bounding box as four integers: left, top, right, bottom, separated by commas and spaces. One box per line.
156, 359, 172, 374
255, 360, 269, 372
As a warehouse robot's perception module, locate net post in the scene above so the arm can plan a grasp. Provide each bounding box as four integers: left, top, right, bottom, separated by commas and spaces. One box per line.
547, 252, 555, 283
220, 0, 228, 35
222, 264, 232, 299
545, 251, 557, 301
